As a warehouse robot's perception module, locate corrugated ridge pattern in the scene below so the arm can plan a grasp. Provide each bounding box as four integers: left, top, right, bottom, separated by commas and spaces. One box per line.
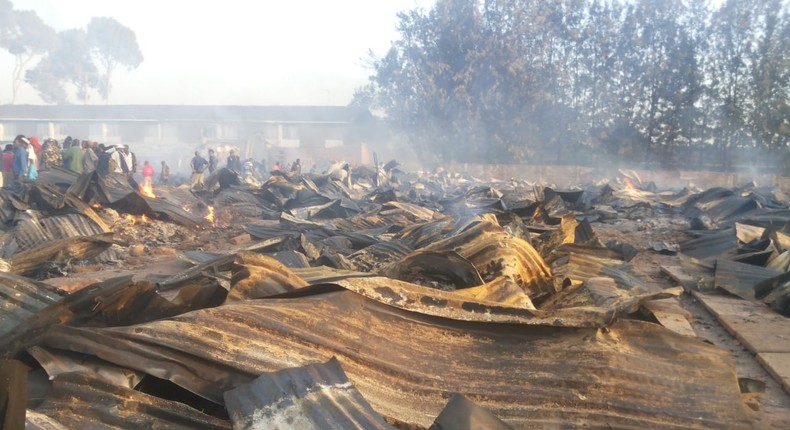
224, 358, 394, 430
42, 291, 750, 429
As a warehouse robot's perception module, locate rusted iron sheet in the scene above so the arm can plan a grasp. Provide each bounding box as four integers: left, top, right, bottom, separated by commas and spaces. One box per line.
0, 359, 28, 430
224, 357, 394, 430
431, 394, 512, 430
418, 219, 554, 298
714, 258, 781, 302
29, 372, 231, 429
4, 213, 106, 257
290, 266, 373, 284
226, 252, 309, 302
41, 290, 750, 428
327, 277, 677, 326
379, 250, 484, 289
8, 233, 114, 276
0, 272, 65, 339
27, 345, 143, 389
452, 277, 535, 309
560, 253, 649, 292
1, 276, 225, 359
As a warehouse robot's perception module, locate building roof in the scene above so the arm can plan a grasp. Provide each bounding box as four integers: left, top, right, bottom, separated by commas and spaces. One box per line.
0, 105, 365, 123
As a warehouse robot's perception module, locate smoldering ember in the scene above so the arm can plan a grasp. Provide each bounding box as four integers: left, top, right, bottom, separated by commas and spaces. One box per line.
0, 155, 789, 429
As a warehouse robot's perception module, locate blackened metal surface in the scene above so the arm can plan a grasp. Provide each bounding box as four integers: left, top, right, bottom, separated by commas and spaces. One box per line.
224, 357, 394, 430
0, 272, 65, 339
30, 372, 231, 429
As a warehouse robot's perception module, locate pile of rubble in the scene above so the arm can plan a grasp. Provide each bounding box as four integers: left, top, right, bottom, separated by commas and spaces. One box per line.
2, 164, 788, 428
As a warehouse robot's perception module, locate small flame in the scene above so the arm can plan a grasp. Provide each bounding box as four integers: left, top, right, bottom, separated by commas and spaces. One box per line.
622, 177, 637, 190
204, 205, 215, 224
123, 214, 137, 225
91, 202, 102, 209
122, 214, 150, 225
140, 183, 156, 198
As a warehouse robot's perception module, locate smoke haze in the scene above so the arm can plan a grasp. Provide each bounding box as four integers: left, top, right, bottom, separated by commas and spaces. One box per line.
1, 0, 437, 105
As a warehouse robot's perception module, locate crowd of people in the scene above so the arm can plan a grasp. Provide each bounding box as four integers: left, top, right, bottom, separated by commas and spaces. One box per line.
188, 148, 307, 190
1, 134, 342, 194
1, 134, 170, 192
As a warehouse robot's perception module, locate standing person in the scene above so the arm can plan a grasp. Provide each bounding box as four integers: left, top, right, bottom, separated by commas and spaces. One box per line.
123, 145, 137, 174
62, 140, 84, 174
96, 145, 112, 176
142, 161, 155, 188
108, 145, 123, 174
190, 151, 208, 190
160, 161, 170, 185
3, 144, 15, 187
12, 136, 29, 186
291, 158, 302, 175
82, 140, 98, 172
208, 149, 218, 174
226, 149, 241, 172
118, 145, 133, 175
26, 139, 38, 181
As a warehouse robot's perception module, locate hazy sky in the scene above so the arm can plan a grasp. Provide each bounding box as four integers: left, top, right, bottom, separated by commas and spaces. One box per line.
1, 0, 436, 106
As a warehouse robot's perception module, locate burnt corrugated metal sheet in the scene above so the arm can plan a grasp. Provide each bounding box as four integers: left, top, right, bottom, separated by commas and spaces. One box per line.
7, 233, 114, 276
4, 213, 106, 257
419, 219, 554, 298
226, 252, 309, 302
0, 272, 64, 339
430, 394, 512, 430
41, 290, 749, 429
28, 372, 231, 429
224, 357, 394, 430
560, 253, 648, 292
714, 258, 782, 301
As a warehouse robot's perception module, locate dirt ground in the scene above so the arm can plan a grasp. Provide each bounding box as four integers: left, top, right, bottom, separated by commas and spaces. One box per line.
595, 212, 790, 429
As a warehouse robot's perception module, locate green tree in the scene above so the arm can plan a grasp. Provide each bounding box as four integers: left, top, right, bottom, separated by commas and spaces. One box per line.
86, 17, 143, 103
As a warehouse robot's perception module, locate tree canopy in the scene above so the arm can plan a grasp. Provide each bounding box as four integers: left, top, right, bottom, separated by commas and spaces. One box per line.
86, 16, 144, 103
365, 0, 790, 168
0, 1, 143, 105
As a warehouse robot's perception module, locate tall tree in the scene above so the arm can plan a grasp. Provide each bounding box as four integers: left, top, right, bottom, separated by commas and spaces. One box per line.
86, 17, 143, 103
26, 28, 100, 104
2, 9, 55, 104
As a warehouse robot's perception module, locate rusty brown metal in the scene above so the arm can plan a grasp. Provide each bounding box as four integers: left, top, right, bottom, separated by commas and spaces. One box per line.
226, 252, 309, 302
40, 290, 748, 429
8, 233, 114, 276
29, 372, 231, 429
417, 219, 554, 298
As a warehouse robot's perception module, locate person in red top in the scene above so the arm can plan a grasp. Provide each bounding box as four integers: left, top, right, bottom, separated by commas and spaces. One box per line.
29, 136, 42, 157
142, 160, 155, 188
2, 144, 13, 188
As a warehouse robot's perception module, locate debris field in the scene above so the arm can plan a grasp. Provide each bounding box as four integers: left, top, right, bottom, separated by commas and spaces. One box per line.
2, 165, 790, 429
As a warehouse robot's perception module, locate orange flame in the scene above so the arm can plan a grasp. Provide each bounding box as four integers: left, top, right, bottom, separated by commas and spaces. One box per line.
91, 202, 102, 209
622, 177, 637, 190
123, 214, 137, 225
204, 205, 215, 224
140, 183, 156, 198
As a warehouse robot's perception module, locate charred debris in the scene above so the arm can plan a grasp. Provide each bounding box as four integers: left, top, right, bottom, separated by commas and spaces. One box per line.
1, 163, 788, 429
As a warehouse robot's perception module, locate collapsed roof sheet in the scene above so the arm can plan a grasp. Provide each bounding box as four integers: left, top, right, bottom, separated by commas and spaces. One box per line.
27, 372, 231, 429
0, 272, 64, 339
41, 290, 749, 429
224, 357, 394, 430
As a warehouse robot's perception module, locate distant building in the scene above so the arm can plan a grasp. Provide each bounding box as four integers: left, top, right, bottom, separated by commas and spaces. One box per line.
0, 104, 379, 171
